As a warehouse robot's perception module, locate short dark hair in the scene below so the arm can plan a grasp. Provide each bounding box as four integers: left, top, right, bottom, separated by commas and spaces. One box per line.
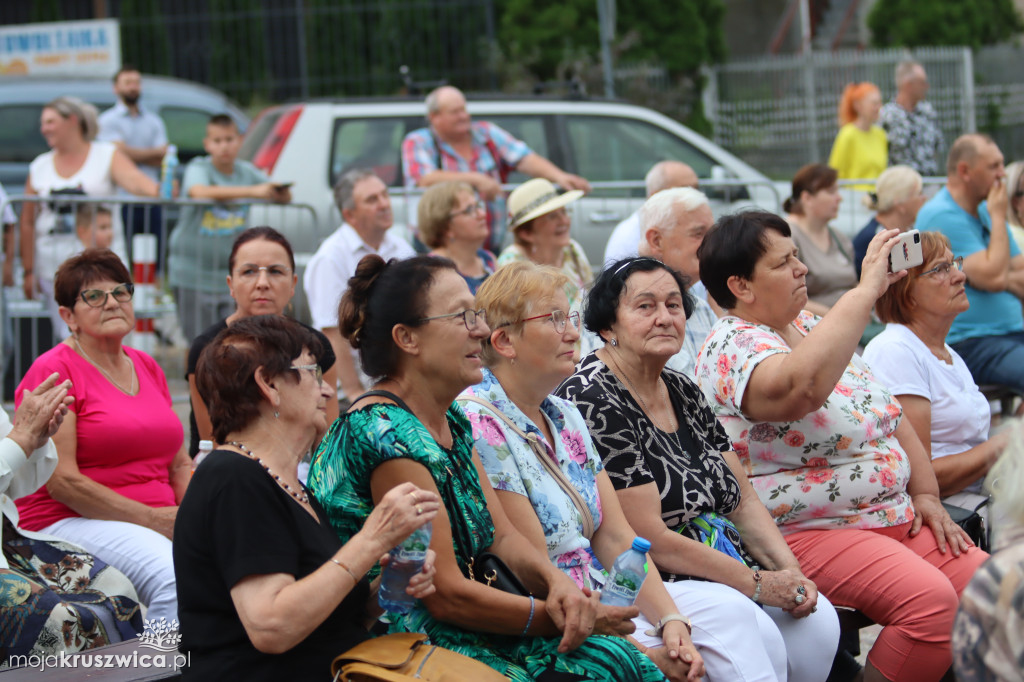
53, 248, 133, 309
698, 210, 792, 309
195, 314, 324, 443
583, 257, 693, 338
337, 254, 456, 379
228, 226, 295, 273
207, 113, 236, 130
783, 164, 838, 215
113, 64, 140, 82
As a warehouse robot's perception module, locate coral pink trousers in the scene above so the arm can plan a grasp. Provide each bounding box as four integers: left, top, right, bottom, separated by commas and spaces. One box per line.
786, 521, 987, 681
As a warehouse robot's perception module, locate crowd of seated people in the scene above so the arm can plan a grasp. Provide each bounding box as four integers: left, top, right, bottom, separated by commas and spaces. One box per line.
6, 85, 1024, 682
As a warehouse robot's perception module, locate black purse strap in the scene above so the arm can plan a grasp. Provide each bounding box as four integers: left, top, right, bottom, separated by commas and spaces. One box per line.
350, 389, 413, 414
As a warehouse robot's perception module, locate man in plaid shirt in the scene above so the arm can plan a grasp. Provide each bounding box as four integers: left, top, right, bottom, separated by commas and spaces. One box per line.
402, 85, 590, 252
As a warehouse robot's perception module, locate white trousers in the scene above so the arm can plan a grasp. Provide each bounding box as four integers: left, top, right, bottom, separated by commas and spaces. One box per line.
44, 516, 177, 625
632, 580, 840, 682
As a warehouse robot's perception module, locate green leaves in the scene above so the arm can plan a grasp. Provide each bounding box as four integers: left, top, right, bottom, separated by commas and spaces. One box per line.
868, 0, 1024, 49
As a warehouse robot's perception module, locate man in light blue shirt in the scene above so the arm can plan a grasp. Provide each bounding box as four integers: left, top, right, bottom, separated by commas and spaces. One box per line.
98, 66, 169, 266
915, 133, 1024, 392
634, 187, 718, 376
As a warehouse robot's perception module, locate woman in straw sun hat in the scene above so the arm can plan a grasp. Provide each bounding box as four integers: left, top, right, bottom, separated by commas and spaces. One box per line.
497, 178, 592, 320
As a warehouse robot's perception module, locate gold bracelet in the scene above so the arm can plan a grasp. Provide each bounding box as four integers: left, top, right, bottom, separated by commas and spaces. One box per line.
330, 557, 359, 582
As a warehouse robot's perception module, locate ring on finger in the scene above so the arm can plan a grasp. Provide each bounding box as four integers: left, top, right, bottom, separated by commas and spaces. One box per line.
796, 585, 807, 596
416, 505, 423, 516
794, 594, 806, 605
409, 492, 418, 504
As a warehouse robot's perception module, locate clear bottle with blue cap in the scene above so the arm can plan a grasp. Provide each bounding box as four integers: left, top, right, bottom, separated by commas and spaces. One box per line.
599, 537, 651, 606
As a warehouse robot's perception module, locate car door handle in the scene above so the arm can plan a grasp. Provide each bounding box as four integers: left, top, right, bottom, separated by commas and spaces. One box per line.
588, 211, 623, 223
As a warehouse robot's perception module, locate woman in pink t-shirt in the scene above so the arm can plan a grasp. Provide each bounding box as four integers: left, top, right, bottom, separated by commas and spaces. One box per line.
15, 248, 190, 625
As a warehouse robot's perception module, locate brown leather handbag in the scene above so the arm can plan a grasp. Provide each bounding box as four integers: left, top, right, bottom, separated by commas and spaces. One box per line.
331, 632, 509, 681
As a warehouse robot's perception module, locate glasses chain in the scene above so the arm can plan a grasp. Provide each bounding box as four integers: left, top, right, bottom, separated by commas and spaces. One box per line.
227, 441, 310, 505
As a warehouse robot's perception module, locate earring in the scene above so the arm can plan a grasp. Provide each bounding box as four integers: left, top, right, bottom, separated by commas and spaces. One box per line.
611, 338, 618, 347
274, 410, 280, 419
510, 357, 516, 366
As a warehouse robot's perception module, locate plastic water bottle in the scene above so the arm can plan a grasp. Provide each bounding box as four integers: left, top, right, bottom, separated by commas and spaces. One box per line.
160, 145, 178, 199
379, 521, 432, 614
600, 537, 651, 606
193, 440, 213, 472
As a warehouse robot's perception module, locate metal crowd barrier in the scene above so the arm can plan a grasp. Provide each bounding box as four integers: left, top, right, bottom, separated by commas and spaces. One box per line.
0, 194, 320, 401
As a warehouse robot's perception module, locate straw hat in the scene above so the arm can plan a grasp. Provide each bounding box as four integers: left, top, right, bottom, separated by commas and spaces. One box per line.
507, 178, 584, 231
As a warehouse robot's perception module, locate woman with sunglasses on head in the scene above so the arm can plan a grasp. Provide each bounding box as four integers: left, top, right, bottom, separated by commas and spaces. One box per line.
864, 232, 1009, 518
14, 248, 190, 627
18, 96, 158, 339
418, 181, 496, 294
186, 227, 338, 460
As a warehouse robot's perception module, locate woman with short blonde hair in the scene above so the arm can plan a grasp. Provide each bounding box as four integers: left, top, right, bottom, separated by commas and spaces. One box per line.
853, 165, 927, 276
418, 181, 495, 293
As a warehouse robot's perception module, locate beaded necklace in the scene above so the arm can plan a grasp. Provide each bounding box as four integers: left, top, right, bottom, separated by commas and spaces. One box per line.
227, 441, 309, 504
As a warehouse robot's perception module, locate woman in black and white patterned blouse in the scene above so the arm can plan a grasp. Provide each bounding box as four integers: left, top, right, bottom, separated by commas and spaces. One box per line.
556, 256, 839, 682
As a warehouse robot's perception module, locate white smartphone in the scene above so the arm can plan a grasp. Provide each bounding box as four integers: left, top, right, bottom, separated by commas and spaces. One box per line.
888, 229, 924, 272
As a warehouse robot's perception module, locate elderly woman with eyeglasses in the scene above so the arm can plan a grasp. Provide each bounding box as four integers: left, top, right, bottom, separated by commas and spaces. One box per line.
418, 181, 496, 294
14, 248, 191, 626
19, 96, 158, 339
864, 232, 1009, 518
186, 227, 338, 459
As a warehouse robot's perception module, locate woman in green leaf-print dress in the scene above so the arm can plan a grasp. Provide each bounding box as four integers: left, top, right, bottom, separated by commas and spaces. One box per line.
308, 254, 666, 682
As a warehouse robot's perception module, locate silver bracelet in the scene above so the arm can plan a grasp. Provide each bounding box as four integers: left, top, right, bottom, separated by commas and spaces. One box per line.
521, 595, 536, 636
751, 569, 763, 603
644, 613, 692, 638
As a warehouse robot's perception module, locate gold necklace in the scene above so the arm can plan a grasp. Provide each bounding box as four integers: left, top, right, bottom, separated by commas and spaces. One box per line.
73, 337, 136, 395
605, 349, 677, 432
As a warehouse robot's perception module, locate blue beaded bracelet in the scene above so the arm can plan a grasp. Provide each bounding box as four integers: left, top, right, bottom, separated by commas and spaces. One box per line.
522, 595, 536, 636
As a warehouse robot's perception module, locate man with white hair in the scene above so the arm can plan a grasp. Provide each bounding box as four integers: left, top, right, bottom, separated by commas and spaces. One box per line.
879, 60, 944, 176
402, 85, 589, 251
603, 160, 699, 266
635, 186, 717, 375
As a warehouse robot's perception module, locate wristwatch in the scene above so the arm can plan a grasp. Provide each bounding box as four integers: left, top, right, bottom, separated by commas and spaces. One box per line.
645, 613, 692, 638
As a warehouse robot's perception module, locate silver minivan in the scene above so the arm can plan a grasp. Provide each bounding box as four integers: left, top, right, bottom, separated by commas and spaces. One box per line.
239, 97, 780, 273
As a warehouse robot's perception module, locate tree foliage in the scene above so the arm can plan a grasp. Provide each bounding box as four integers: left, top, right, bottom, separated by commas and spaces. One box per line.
868, 0, 1023, 49
119, 0, 171, 76
496, 0, 725, 80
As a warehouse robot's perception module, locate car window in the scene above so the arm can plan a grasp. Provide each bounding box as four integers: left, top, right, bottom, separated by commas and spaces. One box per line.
565, 115, 717, 182
330, 118, 409, 187
160, 107, 215, 158
0, 106, 47, 164
483, 115, 548, 185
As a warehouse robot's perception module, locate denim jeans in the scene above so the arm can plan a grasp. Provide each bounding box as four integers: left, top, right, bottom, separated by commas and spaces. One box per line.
951, 331, 1024, 392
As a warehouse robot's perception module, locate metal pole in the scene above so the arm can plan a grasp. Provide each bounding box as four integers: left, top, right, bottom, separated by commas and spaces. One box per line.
800, 0, 818, 162
799, 0, 811, 55
962, 47, 976, 133
295, 0, 310, 99
597, 0, 615, 98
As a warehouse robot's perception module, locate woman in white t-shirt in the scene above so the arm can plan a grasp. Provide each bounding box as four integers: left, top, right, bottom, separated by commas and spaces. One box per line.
864, 231, 1009, 514
18, 96, 157, 338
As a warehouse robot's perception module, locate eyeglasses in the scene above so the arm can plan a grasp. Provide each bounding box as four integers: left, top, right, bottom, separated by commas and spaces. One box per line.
418, 308, 487, 330
290, 363, 323, 383
79, 283, 134, 307
450, 201, 485, 218
235, 264, 292, 281
918, 256, 964, 279
502, 310, 581, 334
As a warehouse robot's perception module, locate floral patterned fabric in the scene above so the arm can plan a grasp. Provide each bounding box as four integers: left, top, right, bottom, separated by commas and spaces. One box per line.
694, 311, 914, 534
1, 520, 142, 668
308, 401, 665, 682
459, 369, 605, 590
557, 353, 753, 580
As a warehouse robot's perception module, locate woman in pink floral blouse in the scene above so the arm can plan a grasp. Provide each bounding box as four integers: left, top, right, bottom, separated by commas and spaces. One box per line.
693, 210, 988, 682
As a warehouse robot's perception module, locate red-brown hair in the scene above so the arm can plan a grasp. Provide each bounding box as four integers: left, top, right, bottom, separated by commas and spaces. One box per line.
875, 232, 952, 324
838, 82, 880, 126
